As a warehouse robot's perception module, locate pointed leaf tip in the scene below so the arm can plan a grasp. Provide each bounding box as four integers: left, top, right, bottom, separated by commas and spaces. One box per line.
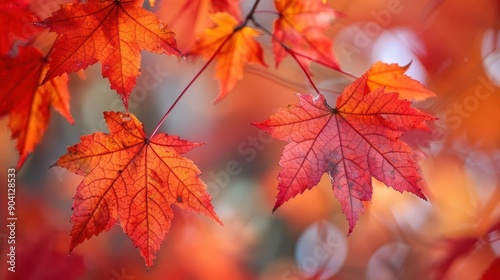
55, 111, 220, 266
42, 0, 180, 108
254, 63, 435, 233
0, 46, 73, 171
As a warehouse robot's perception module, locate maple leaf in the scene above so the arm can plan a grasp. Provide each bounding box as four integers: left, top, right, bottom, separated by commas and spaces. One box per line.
157, 0, 241, 51
190, 12, 267, 103
367, 61, 435, 101
0, 46, 73, 169
52, 111, 221, 267
253, 73, 435, 233
0, 0, 42, 55
38, 0, 180, 109
273, 0, 340, 71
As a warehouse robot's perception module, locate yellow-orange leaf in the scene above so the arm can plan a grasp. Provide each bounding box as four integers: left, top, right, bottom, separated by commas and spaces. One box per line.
190, 12, 267, 103
367, 61, 435, 101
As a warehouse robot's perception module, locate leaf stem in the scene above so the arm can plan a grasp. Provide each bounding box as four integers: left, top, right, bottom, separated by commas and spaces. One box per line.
252, 18, 360, 83
253, 10, 279, 16
291, 51, 359, 80
150, 0, 262, 138
149, 35, 233, 138
252, 20, 321, 95
245, 65, 342, 95
245, 0, 261, 23
289, 50, 321, 95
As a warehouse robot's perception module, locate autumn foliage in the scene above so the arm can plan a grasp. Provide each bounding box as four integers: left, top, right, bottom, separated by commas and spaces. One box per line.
272, 0, 341, 71
0, 45, 72, 169
189, 12, 267, 103
53, 111, 221, 267
2, 0, 499, 278
0, 0, 435, 267
253, 73, 435, 233
38, 0, 180, 108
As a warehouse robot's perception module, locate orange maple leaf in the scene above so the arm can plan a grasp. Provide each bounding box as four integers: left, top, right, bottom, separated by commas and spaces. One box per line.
0, 0, 42, 55
190, 12, 267, 103
157, 0, 242, 51
53, 111, 221, 267
39, 0, 180, 109
253, 72, 436, 233
273, 0, 341, 71
0, 46, 73, 169
367, 61, 435, 101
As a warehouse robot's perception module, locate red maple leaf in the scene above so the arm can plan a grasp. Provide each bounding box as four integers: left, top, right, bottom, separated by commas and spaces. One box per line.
189, 12, 267, 103
253, 72, 435, 233
38, 0, 180, 109
273, 0, 341, 71
0, 0, 42, 55
52, 111, 221, 267
0, 45, 73, 169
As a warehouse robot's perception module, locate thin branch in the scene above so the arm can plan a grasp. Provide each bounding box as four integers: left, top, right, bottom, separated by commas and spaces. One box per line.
291, 51, 359, 80
149, 34, 232, 138
250, 11, 359, 82
289, 50, 321, 95
252, 19, 321, 95
253, 10, 279, 16
245, 65, 342, 95
245, 0, 261, 22
150, 0, 263, 138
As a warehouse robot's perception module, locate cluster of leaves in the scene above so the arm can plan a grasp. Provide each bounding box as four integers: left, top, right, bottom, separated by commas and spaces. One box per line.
0, 0, 436, 267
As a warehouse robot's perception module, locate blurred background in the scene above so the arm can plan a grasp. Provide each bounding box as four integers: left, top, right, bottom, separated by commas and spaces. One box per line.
1, 0, 500, 279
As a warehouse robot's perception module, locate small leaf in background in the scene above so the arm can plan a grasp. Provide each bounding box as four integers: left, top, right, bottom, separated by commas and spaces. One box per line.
0, 45, 73, 169
156, 0, 241, 51
190, 12, 267, 104
273, 0, 341, 71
